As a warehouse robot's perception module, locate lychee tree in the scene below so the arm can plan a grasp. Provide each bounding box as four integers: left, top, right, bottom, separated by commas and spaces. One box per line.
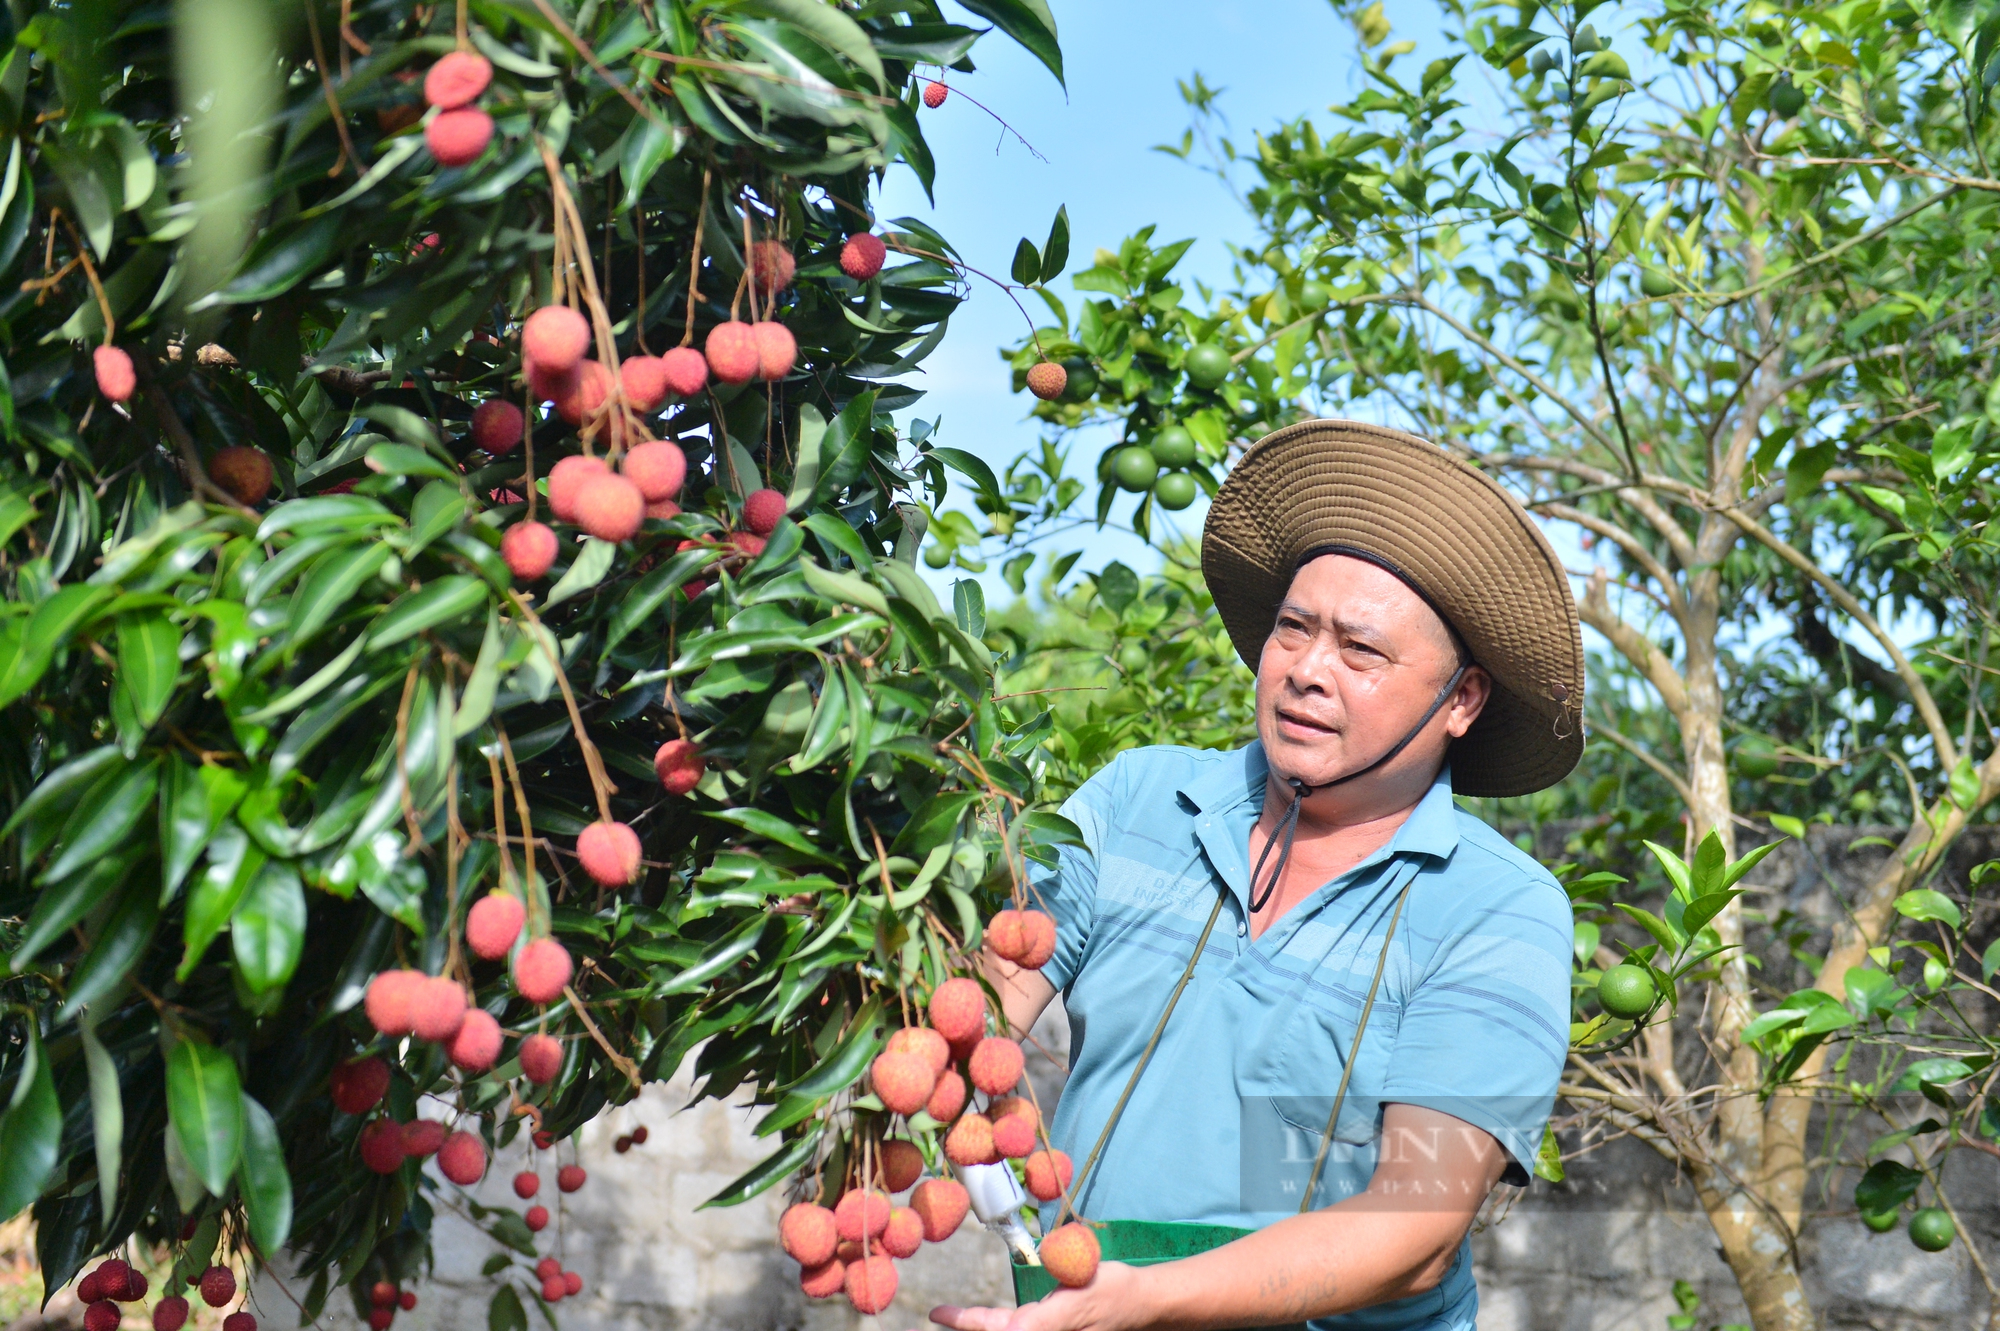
0, 0, 1082, 1323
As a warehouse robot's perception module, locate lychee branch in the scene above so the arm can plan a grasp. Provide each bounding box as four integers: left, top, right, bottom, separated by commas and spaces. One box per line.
504, 590, 618, 822
560, 983, 640, 1090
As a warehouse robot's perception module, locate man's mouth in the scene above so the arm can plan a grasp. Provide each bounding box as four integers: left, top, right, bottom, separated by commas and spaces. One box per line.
1274, 708, 1339, 737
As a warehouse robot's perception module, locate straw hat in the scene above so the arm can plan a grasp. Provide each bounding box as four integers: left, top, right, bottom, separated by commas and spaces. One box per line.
1201, 419, 1584, 797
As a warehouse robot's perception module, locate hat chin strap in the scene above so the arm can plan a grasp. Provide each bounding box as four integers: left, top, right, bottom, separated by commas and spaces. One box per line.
1247, 662, 1469, 915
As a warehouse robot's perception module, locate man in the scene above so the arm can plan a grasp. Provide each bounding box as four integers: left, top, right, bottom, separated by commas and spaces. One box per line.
933, 421, 1583, 1331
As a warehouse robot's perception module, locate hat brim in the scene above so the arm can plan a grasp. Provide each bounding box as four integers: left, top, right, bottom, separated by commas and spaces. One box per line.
1201, 419, 1584, 798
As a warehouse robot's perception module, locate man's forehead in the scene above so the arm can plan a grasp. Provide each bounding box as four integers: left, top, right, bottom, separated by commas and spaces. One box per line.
1283, 553, 1431, 616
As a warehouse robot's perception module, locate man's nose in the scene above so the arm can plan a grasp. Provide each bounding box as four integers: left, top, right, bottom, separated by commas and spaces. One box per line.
1286, 636, 1343, 694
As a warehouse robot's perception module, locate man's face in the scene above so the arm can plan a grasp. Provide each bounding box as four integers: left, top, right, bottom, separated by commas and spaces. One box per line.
1254, 554, 1486, 789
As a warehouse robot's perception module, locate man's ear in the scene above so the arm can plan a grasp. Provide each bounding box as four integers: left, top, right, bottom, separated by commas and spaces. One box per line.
1445, 666, 1492, 738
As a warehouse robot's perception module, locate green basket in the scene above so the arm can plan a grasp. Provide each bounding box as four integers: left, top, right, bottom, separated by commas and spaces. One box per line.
1010, 1219, 1255, 1305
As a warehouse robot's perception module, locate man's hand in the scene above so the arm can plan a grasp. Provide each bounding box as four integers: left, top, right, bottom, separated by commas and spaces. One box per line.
930, 1262, 1155, 1331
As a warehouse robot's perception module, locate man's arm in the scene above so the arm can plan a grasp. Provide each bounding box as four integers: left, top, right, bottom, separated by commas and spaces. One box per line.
931, 1102, 1506, 1331
985, 948, 1058, 1040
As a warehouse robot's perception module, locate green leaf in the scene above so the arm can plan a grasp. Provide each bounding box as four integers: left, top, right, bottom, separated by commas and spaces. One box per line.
489, 1285, 527, 1331
289, 544, 392, 649
238, 1094, 293, 1250
741, 0, 886, 88
1533, 1124, 1564, 1183
0, 1023, 60, 1220
0, 584, 113, 709
166, 1037, 244, 1197
930, 447, 1001, 502
115, 611, 182, 727
9, 853, 132, 972
699, 1131, 820, 1209
545, 538, 616, 609
160, 758, 249, 904
1854, 1160, 1923, 1212
809, 390, 878, 507
956, 0, 1063, 85
1641, 839, 1692, 897
1, 745, 121, 846
1096, 561, 1138, 614
1894, 1058, 1975, 1093
179, 826, 267, 980
1615, 902, 1685, 951
1720, 839, 1783, 891
1040, 204, 1070, 282
79, 1018, 122, 1222
41, 755, 158, 884
952, 579, 986, 638
232, 860, 306, 994
406, 481, 467, 557
703, 807, 838, 862
57, 880, 161, 1020
1949, 755, 1980, 810
1011, 236, 1042, 285
1894, 889, 1963, 930
1679, 890, 1741, 939
205, 212, 344, 306
1688, 830, 1726, 898
370, 576, 488, 648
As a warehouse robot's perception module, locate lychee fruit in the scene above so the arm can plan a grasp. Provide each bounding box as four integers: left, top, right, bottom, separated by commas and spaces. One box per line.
330, 1056, 390, 1115
553, 358, 615, 427
910, 1178, 969, 1242
991, 1113, 1035, 1159
870, 1051, 936, 1118
632, 1126, 648, 1144
1026, 361, 1068, 401
222, 1314, 256, 1331
437, 1130, 486, 1185
943, 1112, 995, 1166
969, 1036, 1024, 1096
927, 977, 986, 1045
835, 1241, 863, 1264
576, 820, 642, 886
574, 471, 645, 543
210, 446, 274, 505
424, 51, 492, 109
514, 938, 573, 1004
614, 1135, 631, 1153
524, 305, 590, 375
562, 1273, 581, 1297
1040, 1222, 1101, 1288
526, 355, 577, 405
534, 1259, 561, 1282
533, 1129, 554, 1150
799, 1260, 845, 1299
780, 1203, 839, 1268
622, 439, 686, 502
923, 81, 948, 108
681, 577, 708, 601
751, 321, 796, 380
94, 346, 136, 403
843, 1255, 897, 1316
987, 909, 1027, 962
85, 1302, 119, 1331
501, 521, 558, 581
988, 1095, 1037, 1127
539, 1278, 564, 1303
471, 400, 524, 455
833, 1187, 889, 1242
399, 1293, 416, 1312
92, 1264, 130, 1302
924, 1069, 967, 1123
426, 107, 493, 167
448, 1009, 503, 1072
152, 1298, 189, 1331
370, 1283, 397, 1308
557, 1164, 587, 1193
742, 488, 787, 537
119, 1272, 146, 1302
840, 233, 886, 282
519, 1032, 563, 1084
886, 1027, 950, 1077
399, 1119, 447, 1159
748, 241, 796, 299
367, 1310, 391, 1330
410, 976, 469, 1043
660, 346, 708, 397
729, 531, 767, 560
199, 1267, 236, 1309
654, 738, 705, 795
546, 454, 608, 523
1024, 1149, 1073, 1202
359, 1118, 407, 1174
524, 1205, 549, 1232
879, 1138, 924, 1193
645, 498, 681, 521
513, 1171, 539, 1199
79, 1271, 103, 1304
620, 357, 670, 412
1016, 911, 1057, 969
704, 321, 758, 384
466, 892, 526, 960
881, 1207, 924, 1258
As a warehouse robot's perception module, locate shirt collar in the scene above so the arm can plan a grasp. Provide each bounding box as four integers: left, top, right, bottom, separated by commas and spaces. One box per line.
1178, 739, 1462, 863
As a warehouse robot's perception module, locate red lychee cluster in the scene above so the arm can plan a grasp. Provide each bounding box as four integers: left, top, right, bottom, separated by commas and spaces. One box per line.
783, 1169, 970, 1313
534, 1258, 585, 1304
364, 969, 493, 1070
987, 909, 1058, 969
365, 1281, 418, 1330
424, 51, 495, 167
613, 1123, 649, 1153
703, 320, 795, 385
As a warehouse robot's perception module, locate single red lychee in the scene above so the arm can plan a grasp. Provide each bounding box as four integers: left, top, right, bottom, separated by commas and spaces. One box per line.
729, 531, 767, 560
424, 52, 492, 109
879, 1139, 924, 1194
546, 454, 608, 523
93, 1264, 130, 1302
1024, 1148, 1074, 1202
533, 1130, 554, 1150
426, 108, 493, 167
987, 909, 1027, 962
910, 1178, 969, 1242
620, 357, 670, 413
835, 1241, 863, 1264
437, 1130, 486, 1185
198, 1267, 236, 1309
222, 1314, 256, 1331
1016, 911, 1057, 969
574, 471, 645, 543
886, 1027, 951, 1077
94, 346, 136, 403
943, 1112, 995, 1167
519, 1032, 563, 1085
622, 440, 687, 502
448, 1009, 503, 1072
471, 400, 524, 455
399, 1293, 416, 1312
704, 321, 758, 384
751, 321, 796, 381
780, 1203, 839, 1268
576, 820, 642, 886
1041, 1222, 1101, 1288
366, 1310, 392, 1331
400, 1119, 447, 1158
330, 1056, 390, 1115
535, 1259, 562, 1283
645, 498, 681, 521
991, 1113, 1035, 1159
79, 1271, 103, 1304
871, 1052, 936, 1118
742, 488, 787, 537
554, 359, 615, 427
514, 938, 573, 1004
927, 977, 986, 1045
562, 1273, 581, 1297
924, 1069, 967, 1123
119, 1272, 146, 1302
409, 976, 469, 1043
359, 1119, 406, 1174
615, 1132, 632, 1151
748, 241, 796, 299
654, 738, 705, 795
843, 1255, 897, 1316
660, 346, 708, 397
880, 1207, 924, 1259
539, 1278, 564, 1304
969, 1036, 1024, 1096
210, 447, 274, 506
923, 81, 948, 108
681, 577, 708, 601
85, 1302, 119, 1331
524, 306, 591, 376
513, 1171, 540, 1199
833, 1188, 890, 1242
988, 1095, 1037, 1125
1026, 361, 1068, 401
370, 1283, 397, 1308
501, 521, 558, 582
632, 1126, 648, 1144
467, 892, 525, 960
526, 355, 577, 405
840, 233, 887, 282
557, 1164, 587, 1193
524, 1205, 549, 1232
799, 1260, 845, 1300
152, 1297, 189, 1331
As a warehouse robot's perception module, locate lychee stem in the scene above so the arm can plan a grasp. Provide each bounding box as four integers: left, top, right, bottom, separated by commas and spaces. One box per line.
910, 74, 1047, 165
454, 0, 468, 49
505, 590, 618, 823
682, 167, 711, 348
485, 748, 517, 892
392, 659, 427, 850
301, 2, 359, 177
562, 982, 640, 1089
496, 726, 541, 928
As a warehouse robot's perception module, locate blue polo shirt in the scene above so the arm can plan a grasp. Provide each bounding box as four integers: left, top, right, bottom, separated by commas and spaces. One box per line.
1033, 742, 1572, 1331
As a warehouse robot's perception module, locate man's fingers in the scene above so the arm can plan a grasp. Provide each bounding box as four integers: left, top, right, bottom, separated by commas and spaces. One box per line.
929, 1305, 1015, 1331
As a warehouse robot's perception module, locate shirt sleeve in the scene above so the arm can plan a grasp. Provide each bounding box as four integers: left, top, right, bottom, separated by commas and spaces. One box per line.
1379, 861, 1573, 1185
1024, 753, 1125, 993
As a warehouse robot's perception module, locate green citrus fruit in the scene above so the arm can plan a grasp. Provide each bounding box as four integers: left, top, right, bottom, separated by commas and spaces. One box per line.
1597, 964, 1657, 1019
1113, 446, 1158, 492
1861, 1208, 1900, 1233
1154, 472, 1199, 511
1152, 426, 1197, 467
1298, 280, 1331, 311
1060, 357, 1098, 403
923, 543, 951, 569
1117, 643, 1149, 673
1638, 268, 1675, 298
1734, 734, 1778, 780
1769, 80, 1805, 118
1909, 1208, 1955, 1252
1185, 344, 1232, 390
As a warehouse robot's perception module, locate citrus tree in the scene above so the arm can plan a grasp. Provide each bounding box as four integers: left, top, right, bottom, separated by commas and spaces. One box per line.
0, 0, 1091, 1323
